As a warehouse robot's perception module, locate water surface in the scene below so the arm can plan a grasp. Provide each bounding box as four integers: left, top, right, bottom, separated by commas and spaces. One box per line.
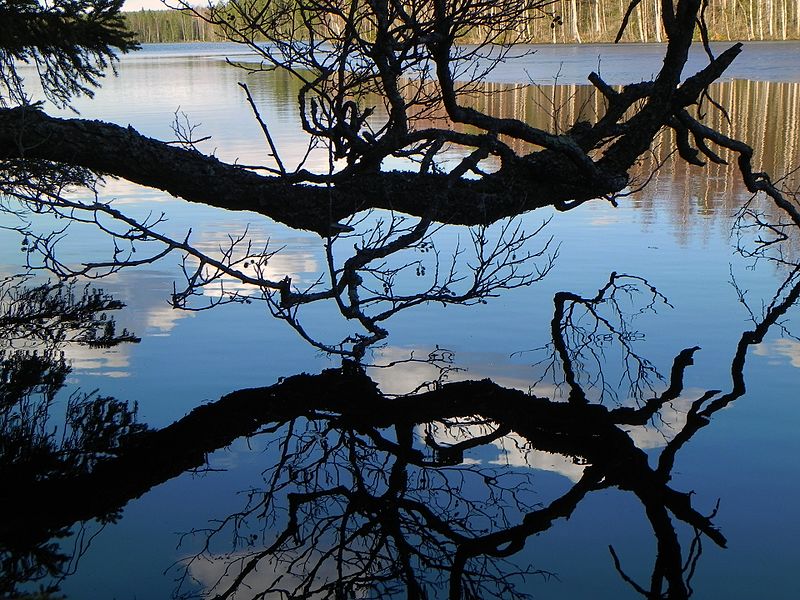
3, 42, 800, 599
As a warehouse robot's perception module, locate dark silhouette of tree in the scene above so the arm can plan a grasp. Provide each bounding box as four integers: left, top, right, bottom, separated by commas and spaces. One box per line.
0, 275, 142, 597
0, 0, 137, 108
2, 268, 798, 599
1, 0, 797, 235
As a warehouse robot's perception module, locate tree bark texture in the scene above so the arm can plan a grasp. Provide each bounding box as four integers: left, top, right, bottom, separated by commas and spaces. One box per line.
0, 107, 631, 235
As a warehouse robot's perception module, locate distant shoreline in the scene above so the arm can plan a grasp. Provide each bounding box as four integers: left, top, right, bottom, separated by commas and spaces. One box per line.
122, 4, 800, 46
120, 41, 800, 86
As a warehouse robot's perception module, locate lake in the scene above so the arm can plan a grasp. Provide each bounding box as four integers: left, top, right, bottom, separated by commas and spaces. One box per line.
3, 41, 800, 599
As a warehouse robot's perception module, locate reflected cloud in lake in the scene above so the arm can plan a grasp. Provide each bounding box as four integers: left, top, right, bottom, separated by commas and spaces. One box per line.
3, 41, 800, 600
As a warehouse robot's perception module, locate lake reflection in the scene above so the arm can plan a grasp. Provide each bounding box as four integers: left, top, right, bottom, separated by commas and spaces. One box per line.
1, 44, 800, 599
3, 267, 799, 599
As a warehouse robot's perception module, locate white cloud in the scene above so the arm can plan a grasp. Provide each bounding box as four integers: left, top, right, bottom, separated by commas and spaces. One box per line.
755, 338, 800, 367
491, 441, 588, 482
181, 230, 320, 300
369, 346, 541, 396
185, 548, 361, 599
142, 303, 189, 334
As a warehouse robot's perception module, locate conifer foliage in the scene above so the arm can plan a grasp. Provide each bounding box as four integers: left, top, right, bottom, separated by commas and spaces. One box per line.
0, 0, 138, 107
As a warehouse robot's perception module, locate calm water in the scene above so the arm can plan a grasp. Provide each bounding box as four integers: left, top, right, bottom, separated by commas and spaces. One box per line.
3, 42, 800, 599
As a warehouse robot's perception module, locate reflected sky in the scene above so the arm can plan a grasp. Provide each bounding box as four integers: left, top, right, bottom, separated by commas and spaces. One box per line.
3, 43, 800, 599
6, 46, 800, 432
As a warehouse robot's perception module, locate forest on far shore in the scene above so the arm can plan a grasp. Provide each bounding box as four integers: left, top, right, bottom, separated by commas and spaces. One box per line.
124, 1, 800, 45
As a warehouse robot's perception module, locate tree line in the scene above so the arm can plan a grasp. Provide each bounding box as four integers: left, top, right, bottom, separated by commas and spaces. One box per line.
124, 6, 220, 43
124, 0, 800, 44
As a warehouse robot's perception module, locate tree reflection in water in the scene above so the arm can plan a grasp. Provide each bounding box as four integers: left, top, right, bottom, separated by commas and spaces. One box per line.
0, 276, 142, 596
2, 258, 798, 599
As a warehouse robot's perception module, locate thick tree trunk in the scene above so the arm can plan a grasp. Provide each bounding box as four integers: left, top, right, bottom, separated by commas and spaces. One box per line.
0, 107, 624, 235
0, 369, 645, 546
0, 37, 742, 237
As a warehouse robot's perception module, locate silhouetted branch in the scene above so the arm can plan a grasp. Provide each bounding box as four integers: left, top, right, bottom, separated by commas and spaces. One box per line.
0, 0, 758, 238
0, 275, 141, 596
533, 272, 670, 406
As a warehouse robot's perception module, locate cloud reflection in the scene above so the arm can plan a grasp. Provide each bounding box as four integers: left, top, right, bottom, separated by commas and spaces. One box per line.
370, 346, 702, 482
754, 338, 800, 367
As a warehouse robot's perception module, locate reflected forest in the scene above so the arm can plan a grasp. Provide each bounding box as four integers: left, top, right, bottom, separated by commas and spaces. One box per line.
2, 1, 800, 599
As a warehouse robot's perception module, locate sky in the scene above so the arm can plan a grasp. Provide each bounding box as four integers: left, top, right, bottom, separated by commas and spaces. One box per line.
122, 0, 173, 10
